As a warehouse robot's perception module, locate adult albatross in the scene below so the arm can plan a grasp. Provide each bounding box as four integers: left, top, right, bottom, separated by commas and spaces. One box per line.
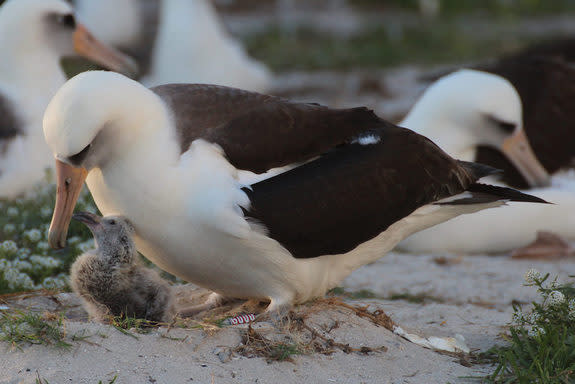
398, 69, 574, 253
44, 71, 546, 316
423, 50, 575, 189
0, 0, 136, 198
74, 0, 272, 92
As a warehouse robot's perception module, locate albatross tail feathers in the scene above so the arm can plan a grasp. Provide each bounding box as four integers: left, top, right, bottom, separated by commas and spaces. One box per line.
457, 160, 502, 180
437, 183, 550, 206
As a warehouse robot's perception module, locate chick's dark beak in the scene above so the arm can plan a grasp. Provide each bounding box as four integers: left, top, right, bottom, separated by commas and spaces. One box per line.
72, 211, 102, 228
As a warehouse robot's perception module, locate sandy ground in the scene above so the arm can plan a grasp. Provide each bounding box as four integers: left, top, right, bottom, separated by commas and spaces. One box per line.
1, 250, 573, 384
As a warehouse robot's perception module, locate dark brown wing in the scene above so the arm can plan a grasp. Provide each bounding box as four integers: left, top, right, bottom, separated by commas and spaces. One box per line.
202, 103, 382, 173
152, 84, 277, 153
119, 0, 160, 78
477, 56, 575, 186
0, 93, 21, 151
505, 38, 575, 63
243, 123, 502, 259
152, 84, 381, 173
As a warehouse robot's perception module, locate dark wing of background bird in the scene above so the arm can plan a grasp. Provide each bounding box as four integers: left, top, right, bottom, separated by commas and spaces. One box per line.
118, 0, 160, 78
504, 38, 575, 63
0, 94, 21, 156
476, 56, 575, 188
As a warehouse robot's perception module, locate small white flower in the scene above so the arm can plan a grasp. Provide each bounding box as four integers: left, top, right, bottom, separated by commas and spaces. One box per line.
3, 267, 19, 288
12, 259, 32, 271
528, 326, 546, 337
1, 240, 18, 253
77, 240, 95, 253
0, 259, 11, 270
17, 273, 34, 290
24, 229, 42, 242
529, 311, 541, 324
524, 268, 541, 283
17, 248, 30, 258
3, 224, 15, 234
42, 276, 66, 290
568, 300, 575, 321
40, 206, 52, 218
548, 291, 565, 307
37, 241, 50, 251
6, 207, 18, 217
68, 236, 82, 245
29, 255, 60, 269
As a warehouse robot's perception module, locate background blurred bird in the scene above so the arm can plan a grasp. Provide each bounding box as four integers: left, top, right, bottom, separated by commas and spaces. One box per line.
0, 0, 136, 198
74, 0, 272, 91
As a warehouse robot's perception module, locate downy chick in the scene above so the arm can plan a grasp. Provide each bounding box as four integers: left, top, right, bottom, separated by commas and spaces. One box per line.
70, 212, 175, 322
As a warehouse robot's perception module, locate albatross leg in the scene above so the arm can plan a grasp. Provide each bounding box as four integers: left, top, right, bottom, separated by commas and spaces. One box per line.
252, 295, 294, 327
177, 292, 235, 318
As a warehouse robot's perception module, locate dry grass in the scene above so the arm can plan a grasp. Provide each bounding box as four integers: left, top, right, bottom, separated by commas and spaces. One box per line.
233, 298, 393, 362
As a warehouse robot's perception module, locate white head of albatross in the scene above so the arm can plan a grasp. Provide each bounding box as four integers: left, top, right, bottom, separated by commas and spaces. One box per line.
0, 0, 137, 91
44, 71, 547, 318
0, 0, 137, 198
402, 69, 550, 188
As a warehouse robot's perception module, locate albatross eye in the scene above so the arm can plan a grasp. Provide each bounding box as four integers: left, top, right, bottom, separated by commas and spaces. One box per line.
496, 121, 516, 135
108, 219, 117, 226
57, 14, 76, 28
68, 144, 91, 167
486, 115, 516, 135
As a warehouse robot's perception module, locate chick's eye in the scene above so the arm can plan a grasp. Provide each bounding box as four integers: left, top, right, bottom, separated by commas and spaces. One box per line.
58, 14, 76, 28
109, 220, 116, 226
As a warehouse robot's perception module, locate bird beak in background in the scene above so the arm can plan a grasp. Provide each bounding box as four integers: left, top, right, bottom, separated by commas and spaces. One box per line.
501, 127, 551, 188
73, 23, 139, 78
48, 159, 88, 249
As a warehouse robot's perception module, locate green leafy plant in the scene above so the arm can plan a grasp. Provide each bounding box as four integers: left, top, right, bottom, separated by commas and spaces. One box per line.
486, 271, 575, 383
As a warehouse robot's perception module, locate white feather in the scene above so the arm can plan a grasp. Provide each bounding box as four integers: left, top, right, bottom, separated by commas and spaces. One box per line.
352, 134, 381, 145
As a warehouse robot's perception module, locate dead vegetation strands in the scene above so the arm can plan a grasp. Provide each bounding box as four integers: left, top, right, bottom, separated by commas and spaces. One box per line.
234, 299, 393, 362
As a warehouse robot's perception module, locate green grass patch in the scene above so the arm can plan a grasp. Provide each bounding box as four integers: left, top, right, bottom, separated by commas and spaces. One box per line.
110, 315, 157, 339
387, 292, 445, 304
328, 287, 444, 303
0, 310, 71, 349
268, 342, 303, 362
328, 287, 380, 300
483, 271, 575, 383
245, 21, 538, 72
350, 0, 575, 16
